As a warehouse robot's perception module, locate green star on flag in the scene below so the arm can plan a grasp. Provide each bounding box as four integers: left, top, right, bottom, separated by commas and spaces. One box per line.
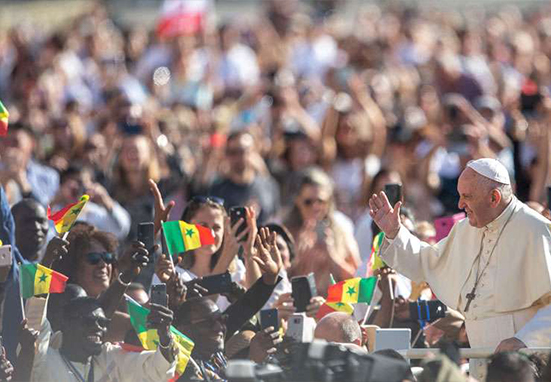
185, 229, 195, 238
336, 302, 345, 307
346, 286, 356, 297
38, 273, 48, 283
327, 277, 378, 304
70, 208, 82, 215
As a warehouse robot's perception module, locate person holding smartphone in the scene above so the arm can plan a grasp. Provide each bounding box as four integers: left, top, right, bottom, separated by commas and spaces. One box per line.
284, 168, 360, 297
151, 182, 260, 311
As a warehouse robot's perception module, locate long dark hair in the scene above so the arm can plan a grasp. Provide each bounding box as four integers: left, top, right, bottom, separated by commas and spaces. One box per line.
180, 198, 227, 271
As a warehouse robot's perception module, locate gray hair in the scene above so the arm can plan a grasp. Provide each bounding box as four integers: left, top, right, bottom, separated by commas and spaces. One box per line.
477, 176, 513, 203
340, 316, 362, 344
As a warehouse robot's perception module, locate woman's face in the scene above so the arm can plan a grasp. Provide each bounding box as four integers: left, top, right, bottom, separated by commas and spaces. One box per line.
120, 136, 151, 172
275, 235, 291, 270
76, 240, 113, 298
190, 206, 225, 255
297, 184, 331, 223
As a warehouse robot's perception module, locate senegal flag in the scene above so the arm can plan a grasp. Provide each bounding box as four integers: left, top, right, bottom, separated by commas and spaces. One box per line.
316, 301, 354, 320
327, 277, 377, 305
0, 100, 8, 136
126, 297, 194, 381
162, 220, 215, 258
20, 263, 68, 298
47, 195, 89, 234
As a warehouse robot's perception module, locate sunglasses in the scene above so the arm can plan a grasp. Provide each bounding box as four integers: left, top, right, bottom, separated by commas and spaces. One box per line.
226, 148, 247, 157
190, 311, 228, 326
190, 196, 225, 206
82, 316, 111, 329
302, 198, 327, 207
85, 252, 115, 265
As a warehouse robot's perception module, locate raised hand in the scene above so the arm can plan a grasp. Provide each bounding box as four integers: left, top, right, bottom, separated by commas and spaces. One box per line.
167, 273, 187, 310
118, 241, 152, 283
148, 179, 175, 235
253, 228, 282, 285
41, 237, 69, 267
273, 293, 296, 322
249, 327, 282, 363
368, 191, 402, 239
306, 296, 325, 319
155, 254, 176, 283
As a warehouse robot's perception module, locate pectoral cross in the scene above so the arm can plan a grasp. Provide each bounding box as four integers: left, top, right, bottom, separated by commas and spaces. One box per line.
464, 286, 476, 312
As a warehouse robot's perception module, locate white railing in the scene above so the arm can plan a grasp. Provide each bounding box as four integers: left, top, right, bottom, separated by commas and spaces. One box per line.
399, 347, 551, 360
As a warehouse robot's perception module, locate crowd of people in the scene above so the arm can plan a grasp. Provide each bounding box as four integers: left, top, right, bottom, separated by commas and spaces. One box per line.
1, 0, 551, 380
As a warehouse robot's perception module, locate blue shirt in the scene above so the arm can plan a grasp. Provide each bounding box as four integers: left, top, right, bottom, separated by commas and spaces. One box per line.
0, 185, 26, 363
26, 159, 59, 206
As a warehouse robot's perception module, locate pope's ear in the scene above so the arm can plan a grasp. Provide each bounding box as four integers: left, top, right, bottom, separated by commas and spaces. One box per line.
490, 189, 501, 205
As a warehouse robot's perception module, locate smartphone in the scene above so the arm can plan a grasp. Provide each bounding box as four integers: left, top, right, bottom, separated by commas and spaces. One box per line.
138, 222, 155, 264
0, 245, 12, 283
194, 272, 232, 296
547, 187, 551, 211
315, 220, 328, 243
384, 183, 403, 208
150, 283, 168, 307
229, 206, 248, 242
291, 273, 317, 313
260, 308, 279, 331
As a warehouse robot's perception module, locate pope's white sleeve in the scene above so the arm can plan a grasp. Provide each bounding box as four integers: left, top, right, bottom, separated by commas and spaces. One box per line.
514, 300, 551, 347
380, 226, 441, 283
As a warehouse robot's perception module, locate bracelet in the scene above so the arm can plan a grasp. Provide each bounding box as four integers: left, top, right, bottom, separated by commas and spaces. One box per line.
117, 273, 131, 286
158, 335, 173, 349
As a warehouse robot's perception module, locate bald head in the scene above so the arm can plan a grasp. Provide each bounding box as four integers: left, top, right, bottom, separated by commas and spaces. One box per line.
314, 312, 362, 345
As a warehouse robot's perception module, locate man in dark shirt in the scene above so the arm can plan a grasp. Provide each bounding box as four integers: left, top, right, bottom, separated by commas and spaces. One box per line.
208, 131, 280, 224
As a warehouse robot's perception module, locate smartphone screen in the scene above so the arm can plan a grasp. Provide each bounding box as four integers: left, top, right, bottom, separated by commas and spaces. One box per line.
229, 207, 248, 242
291, 274, 316, 313
150, 283, 168, 307
384, 184, 402, 207
547, 187, 551, 210
260, 309, 279, 331
138, 222, 155, 264
194, 272, 232, 296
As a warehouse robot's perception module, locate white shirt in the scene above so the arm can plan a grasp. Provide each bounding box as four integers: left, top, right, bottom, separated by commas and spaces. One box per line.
381, 197, 551, 349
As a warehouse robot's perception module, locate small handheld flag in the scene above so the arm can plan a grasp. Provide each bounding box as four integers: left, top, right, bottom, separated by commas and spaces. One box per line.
126, 297, 194, 380
162, 220, 215, 258
47, 194, 89, 234
366, 232, 386, 276
20, 263, 68, 298
327, 277, 377, 305
0, 100, 8, 136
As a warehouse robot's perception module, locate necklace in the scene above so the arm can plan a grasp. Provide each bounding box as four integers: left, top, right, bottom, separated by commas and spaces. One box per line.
463, 208, 514, 312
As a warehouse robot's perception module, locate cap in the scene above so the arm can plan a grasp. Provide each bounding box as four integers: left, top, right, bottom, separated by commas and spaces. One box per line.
466, 158, 510, 185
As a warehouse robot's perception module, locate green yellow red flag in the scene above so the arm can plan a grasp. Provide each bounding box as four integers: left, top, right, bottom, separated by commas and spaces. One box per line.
162, 221, 215, 258
0, 100, 8, 136
47, 195, 89, 234
126, 296, 194, 381
20, 263, 68, 298
327, 277, 377, 305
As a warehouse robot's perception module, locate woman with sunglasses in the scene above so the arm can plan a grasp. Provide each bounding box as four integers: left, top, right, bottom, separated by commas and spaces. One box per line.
284, 168, 360, 297
151, 180, 261, 310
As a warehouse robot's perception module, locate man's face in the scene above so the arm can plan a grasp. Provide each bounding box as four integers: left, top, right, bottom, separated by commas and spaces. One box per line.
457, 168, 493, 228
66, 307, 108, 357
179, 299, 227, 359
225, 135, 254, 175
13, 204, 49, 260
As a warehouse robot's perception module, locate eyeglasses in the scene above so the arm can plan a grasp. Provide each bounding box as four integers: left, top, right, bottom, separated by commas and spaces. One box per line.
85, 252, 115, 265
302, 198, 328, 207
190, 196, 225, 206
189, 311, 228, 326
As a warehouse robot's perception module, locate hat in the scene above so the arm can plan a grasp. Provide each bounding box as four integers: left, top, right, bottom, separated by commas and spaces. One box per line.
466, 158, 510, 185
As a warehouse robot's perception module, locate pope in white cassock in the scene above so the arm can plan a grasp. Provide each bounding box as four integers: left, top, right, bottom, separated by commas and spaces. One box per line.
368, 158, 551, 354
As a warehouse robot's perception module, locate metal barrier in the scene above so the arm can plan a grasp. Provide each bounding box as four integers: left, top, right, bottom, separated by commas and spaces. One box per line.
398, 347, 551, 360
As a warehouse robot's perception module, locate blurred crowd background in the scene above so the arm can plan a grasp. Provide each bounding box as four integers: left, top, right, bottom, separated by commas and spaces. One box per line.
2, 0, 551, 290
